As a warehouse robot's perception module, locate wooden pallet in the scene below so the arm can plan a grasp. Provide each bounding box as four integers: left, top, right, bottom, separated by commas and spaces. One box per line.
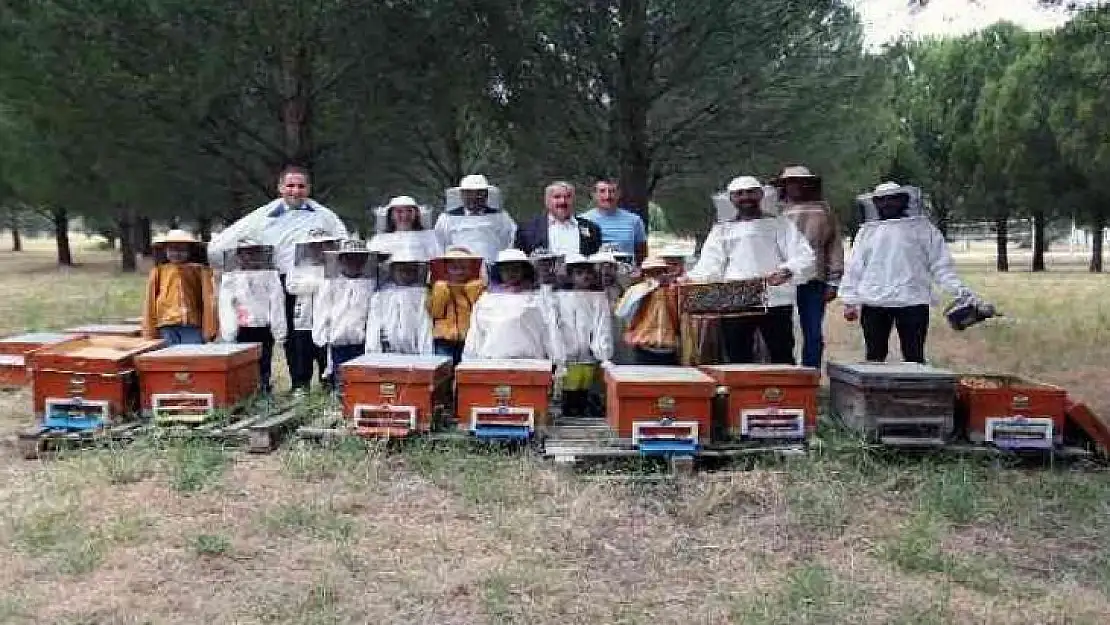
293, 412, 523, 448
541, 416, 807, 474
16, 397, 305, 459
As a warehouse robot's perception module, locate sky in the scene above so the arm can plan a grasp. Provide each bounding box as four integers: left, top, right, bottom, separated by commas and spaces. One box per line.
850, 0, 1102, 48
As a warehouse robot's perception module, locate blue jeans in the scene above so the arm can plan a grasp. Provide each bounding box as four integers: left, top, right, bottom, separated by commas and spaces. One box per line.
433, 339, 463, 365
158, 324, 204, 345
329, 344, 365, 390
795, 280, 829, 368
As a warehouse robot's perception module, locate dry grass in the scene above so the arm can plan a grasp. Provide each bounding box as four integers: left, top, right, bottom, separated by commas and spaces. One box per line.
0, 237, 1107, 624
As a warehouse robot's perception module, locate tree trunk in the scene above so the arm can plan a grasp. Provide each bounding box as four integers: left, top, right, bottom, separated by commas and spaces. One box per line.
118, 210, 137, 273
615, 0, 651, 227
1090, 214, 1105, 273
138, 216, 153, 257
197, 215, 212, 243
53, 208, 73, 266
280, 43, 313, 170
1031, 209, 1046, 272
994, 216, 1009, 272
9, 208, 21, 252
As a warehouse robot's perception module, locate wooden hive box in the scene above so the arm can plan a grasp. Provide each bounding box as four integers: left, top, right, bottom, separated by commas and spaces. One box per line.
604, 365, 715, 455
455, 359, 552, 440
340, 354, 453, 438
0, 332, 85, 387
700, 364, 820, 442
827, 361, 958, 447
135, 343, 262, 424
29, 335, 165, 430
959, 374, 1067, 450
62, 323, 143, 338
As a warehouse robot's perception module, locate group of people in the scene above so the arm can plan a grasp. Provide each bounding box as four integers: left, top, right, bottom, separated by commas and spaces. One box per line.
140, 163, 980, 404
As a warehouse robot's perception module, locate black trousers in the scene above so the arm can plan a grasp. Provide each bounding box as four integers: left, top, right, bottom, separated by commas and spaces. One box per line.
236, 326, 275, 394
721, 305, 796, 364
860, 304, 929, 363
282, 282, 328, 391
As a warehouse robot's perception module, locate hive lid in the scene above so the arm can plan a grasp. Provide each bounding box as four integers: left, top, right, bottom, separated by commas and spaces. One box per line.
63, 324, 141, 334
827, 361, 957, 379
0, 332, 79, 345
606, 365, 715, 384
703, 364, 819, 374
457, 359, 552, 372
345, 354, 452, 369
140, 344, 258, 358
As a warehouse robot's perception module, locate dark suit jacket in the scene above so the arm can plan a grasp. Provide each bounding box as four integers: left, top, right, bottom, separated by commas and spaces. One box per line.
514, 214, 602, 257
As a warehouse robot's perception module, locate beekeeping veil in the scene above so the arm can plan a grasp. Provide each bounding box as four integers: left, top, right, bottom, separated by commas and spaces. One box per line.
711, 176, 780, 223
373, 195, 435, 235
529, 247, 565, 286
856, 182, 926, 223
382, 246, 430, 288
153, 229, 206, 265
324, 240, 385, 281
294, 229, 342, 269
223, 239, 275, 272
444, 175, 503, 213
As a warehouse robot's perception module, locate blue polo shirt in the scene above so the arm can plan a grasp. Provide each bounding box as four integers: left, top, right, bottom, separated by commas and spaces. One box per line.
581, 207, 647, 256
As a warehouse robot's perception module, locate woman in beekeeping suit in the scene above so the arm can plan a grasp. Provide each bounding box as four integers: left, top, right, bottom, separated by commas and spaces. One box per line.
840, 181, 985, 364
365, 247, 435, 355
433, 174, 517, 265
462, 249, 565, 363
311, 240, 381, 389
368, 195, 441, 260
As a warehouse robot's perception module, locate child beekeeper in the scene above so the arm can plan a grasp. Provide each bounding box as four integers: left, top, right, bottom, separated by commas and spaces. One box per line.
218, 239, 287, 394
366, 248, 435, 355
142, 229, 218, 345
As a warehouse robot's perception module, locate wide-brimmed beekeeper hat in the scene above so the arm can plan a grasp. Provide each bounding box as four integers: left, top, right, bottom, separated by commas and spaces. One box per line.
774, 165, 820, 183
153, 229, 199, 245
726, 176, 764, 193
495, 248, 531, 265
387, 195, 419, 208
640, 257, 669, 271
459, 174, 491, 191
386, 247, 428, 266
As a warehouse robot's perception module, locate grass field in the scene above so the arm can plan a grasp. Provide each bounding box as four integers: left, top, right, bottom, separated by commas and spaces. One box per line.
0, 237, 1108, 624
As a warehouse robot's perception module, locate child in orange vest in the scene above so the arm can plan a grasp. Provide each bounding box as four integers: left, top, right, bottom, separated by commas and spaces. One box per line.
142, 229, 217, 345
427, 246, 485, 364
615, 257, 681, 366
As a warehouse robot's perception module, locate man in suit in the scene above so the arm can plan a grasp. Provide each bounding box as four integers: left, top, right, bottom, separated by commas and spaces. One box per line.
515, 181, 602, 258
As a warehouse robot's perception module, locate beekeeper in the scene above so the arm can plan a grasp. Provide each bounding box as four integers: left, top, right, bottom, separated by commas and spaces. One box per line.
462, 249, 565, 362
207, 166, 349, 391
218, 240, 287, 394
434, 174, 517, 265
687, 175, 816, 365
311, 241, 380, 387
840, 182, 982, 364
365, 248, 435, 355
142, 229, 218, 345
285, 229, 341, 389
555, 253, 613, 417
368, 195, 441, 260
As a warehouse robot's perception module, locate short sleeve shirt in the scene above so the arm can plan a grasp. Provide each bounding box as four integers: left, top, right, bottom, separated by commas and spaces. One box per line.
581, 207, 646, 256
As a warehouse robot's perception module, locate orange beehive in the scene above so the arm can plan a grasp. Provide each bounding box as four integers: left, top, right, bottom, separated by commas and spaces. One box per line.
29, 335, 165, 430
959, 374, 1067, 450
604, 365, 715, 454
0, 332, 84, 387
135, 344, 262, 424
62, 323, 143, 338
455, 359, 552, 440
700, 364, 820, 442
340, 354, 453, 437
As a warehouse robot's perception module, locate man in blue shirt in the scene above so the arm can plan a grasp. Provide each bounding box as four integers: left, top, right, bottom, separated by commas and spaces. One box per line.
581, 179, 648, 265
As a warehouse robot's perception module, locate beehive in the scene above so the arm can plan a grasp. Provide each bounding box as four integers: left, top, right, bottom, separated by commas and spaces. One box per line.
455, 359, 552, 440
0, 332, 84, 387
340, 354, 453, 437
700, 364, 820, 442
604, 365, 715, 454
29, 336, 165, 430
135, 343, 262, 424
959, 374, 1066, 450
62, 323, 143, 338
827, 361, 958, 446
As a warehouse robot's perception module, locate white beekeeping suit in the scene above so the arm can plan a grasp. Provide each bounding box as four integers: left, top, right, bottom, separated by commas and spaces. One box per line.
556, 254, 613, 365
433, 174, 516, 265
217, 241, 287, 343
840, 182, 972, 308
365, 249, 435, 355
286, 231, 341, 331
311, 246, 379, 350
462, 249, 564, 362
531, 248, 564, 334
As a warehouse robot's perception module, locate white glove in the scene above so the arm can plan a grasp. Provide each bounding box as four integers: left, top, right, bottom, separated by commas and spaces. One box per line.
600, 360, 614, 370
